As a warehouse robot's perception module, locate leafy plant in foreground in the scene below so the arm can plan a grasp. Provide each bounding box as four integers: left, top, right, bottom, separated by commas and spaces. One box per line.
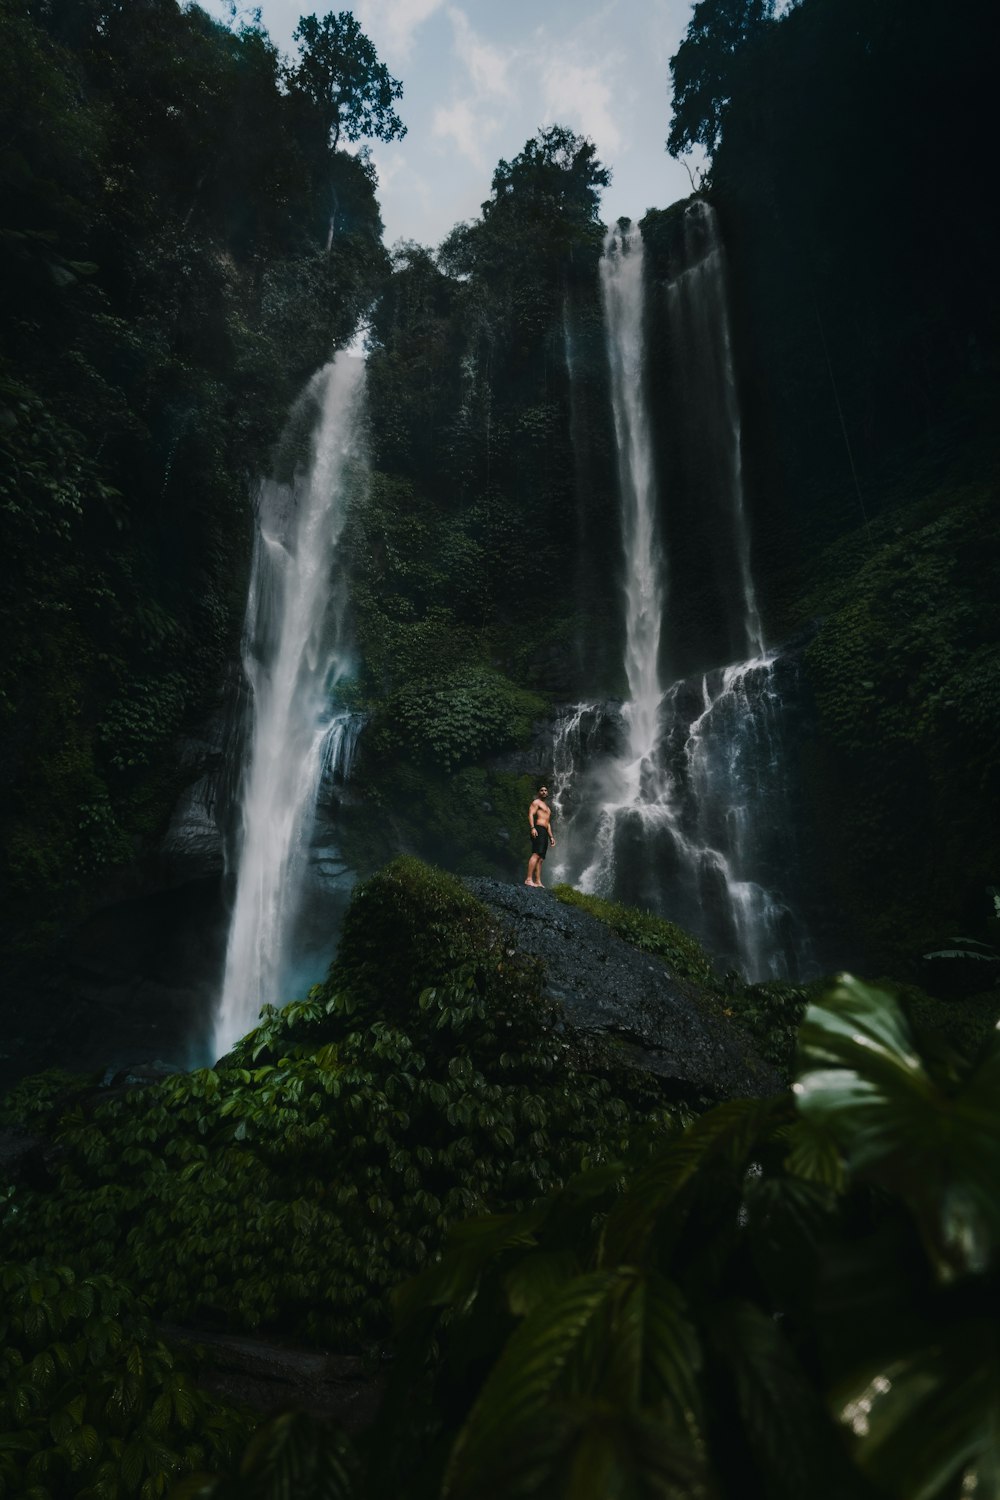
359, 974, 999, 1500
0, 1262, 248, 1500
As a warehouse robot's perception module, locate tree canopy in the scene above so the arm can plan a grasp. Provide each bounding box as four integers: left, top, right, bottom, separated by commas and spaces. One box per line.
287, 10, 406, 150
667, 0, 776, 158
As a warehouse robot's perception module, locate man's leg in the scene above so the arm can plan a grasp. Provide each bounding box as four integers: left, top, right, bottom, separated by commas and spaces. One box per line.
525, 853, 540, 885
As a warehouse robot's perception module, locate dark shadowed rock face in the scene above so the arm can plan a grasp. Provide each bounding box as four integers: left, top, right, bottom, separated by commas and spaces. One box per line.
464, 878, 779, 1101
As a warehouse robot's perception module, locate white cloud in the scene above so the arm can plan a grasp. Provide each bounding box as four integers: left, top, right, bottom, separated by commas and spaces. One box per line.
539, 53, 623, 158
431, 98, 498, 171
447, 7, 513, 100
354, 0, 447, 62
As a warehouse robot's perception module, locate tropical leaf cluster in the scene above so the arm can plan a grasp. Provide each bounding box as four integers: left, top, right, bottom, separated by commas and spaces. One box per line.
1, 863, 680, 1356
192, 974, 997, 1500
0, 1261, 248, 1500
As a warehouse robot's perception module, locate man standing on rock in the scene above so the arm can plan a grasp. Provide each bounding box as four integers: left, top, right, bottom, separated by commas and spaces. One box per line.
525, 785, 555, 887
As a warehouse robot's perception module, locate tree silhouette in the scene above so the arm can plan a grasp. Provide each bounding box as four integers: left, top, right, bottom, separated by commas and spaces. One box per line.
287, 11, 406, 150
668, 0, 775, 158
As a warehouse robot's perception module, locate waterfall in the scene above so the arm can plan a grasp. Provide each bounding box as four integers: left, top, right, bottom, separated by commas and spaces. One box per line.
551, 207, 809, 981
213, 353, 366, 1056
599, 220, 666, 782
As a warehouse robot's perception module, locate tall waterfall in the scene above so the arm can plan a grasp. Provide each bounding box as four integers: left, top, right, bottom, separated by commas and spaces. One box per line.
214, 353, 366, 1056
598, 221, 666, 797
551, 205, 809, 981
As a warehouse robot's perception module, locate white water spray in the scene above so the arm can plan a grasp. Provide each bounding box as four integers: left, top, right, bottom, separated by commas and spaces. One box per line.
598, 220, 666, 795
214, 353, 365, 1056
552, 210, 809, 979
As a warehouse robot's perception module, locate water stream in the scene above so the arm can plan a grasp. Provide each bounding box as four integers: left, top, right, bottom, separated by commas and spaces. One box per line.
213, 353, 366, 1056
552, 205, 809, 980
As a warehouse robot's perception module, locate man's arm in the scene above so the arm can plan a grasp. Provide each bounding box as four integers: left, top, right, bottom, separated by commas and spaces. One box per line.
529, 798, 540, 835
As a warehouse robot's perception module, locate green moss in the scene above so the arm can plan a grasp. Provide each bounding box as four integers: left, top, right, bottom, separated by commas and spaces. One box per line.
551, 885, 715, 985
341, 764, 534, 883
371, 667, 546, 772
329, 855, 506, 1012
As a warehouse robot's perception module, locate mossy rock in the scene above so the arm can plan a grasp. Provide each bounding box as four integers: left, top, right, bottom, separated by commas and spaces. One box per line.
328, 855, 519, 1015
551, 884, 715, 985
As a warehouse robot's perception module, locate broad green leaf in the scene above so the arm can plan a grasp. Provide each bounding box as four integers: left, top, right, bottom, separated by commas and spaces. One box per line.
443, 1271, 624, 1497
601, 1270, 702, 1426
394, 1206, 546, 1330
834, 1315, 1000, 1500
503, 1252, 581, 1318
444, 1395, 711, 1500
235, 1411, 360, 1500
795, 975, 1000, 1276
782, 1118, 845, 1191
708, 1298, 857, 1500
601, 1097, 783, 1264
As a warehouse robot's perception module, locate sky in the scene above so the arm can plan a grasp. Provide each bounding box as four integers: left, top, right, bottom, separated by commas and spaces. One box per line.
207, 0, 704, 250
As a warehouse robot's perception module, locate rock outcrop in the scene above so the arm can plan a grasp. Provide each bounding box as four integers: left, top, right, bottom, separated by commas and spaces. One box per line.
464, 877, 779, 1100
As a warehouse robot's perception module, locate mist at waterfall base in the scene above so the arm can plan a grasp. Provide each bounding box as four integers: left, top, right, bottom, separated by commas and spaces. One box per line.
213, 354, 366, 1060
551, 207, 814, 983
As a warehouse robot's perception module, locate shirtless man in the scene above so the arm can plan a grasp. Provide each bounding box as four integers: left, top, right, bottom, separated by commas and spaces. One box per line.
525, 785, 555, 888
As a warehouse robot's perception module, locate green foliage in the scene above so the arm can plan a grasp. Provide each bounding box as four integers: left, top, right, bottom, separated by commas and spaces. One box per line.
796, 973, 1000, 1279
287, 12, 405, 150
0, 1068, 94, 1131
0, 0, 389, 967
885, 978, 1000, 1065
362, 124, 621, 719
801, 477, 1000, 968
551, 886, 715, 985
373, 670, 545, 772
171, 1412, 359, 1500
0, 1260, 249, 1499
339, 762, 533, 883
716, 977, 811, 1073
354, 975, 998, 1500
1, 862, 678, 1358
667, 0, 776, 159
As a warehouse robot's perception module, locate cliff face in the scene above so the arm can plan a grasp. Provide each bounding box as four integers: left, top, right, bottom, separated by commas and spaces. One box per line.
697, 0, 1000, 972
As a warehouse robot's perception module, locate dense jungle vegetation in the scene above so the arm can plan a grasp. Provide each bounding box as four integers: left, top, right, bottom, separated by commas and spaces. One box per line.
0, 0, 390, 972
2, 0, 999, 1493
2, 862, 998, 1498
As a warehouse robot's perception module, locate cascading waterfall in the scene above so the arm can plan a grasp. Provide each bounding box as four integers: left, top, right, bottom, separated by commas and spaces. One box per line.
599, 221, 666, 766
213, 352, 366, 1056
559, 220, 665, 899
552, 206, 809, 980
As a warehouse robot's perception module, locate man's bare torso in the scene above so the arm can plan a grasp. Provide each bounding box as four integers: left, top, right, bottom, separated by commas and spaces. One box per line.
530, 797, 552, 830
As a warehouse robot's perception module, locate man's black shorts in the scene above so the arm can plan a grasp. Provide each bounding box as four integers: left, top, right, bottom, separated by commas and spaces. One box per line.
532, 826, 550, 859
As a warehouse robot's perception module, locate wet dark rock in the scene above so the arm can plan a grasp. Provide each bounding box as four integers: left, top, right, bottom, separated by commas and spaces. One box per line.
156, 705, 231, 890
0, 1129, 53, 1187
99, 1059, 185, 1090
464, 877, 779, 1101
159, 1325, 386, 1430
489, 700, 624, 779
